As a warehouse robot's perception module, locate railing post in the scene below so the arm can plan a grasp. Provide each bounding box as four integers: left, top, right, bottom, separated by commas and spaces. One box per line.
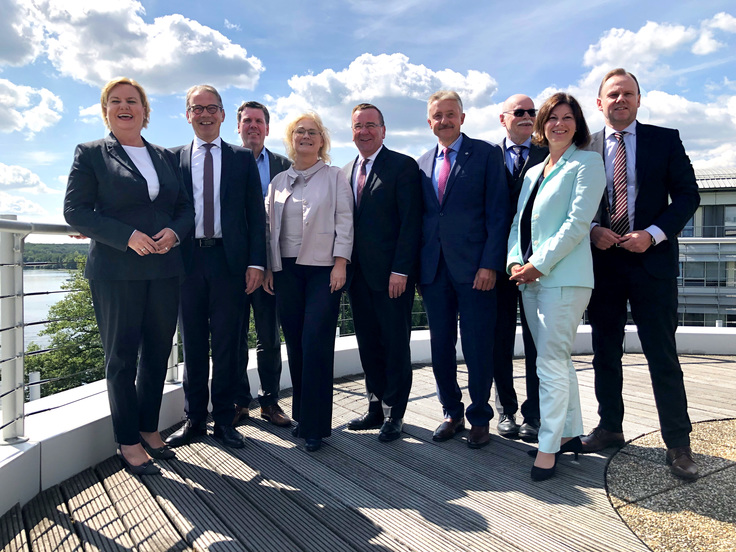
166, 325, 179, 383
0, 215, 28, 445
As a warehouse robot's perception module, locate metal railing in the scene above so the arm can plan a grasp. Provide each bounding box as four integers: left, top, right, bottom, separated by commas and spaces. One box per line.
0, 215, 181, 445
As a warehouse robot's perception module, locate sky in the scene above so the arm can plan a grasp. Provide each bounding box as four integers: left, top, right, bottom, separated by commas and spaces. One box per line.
2, 0, 735, 243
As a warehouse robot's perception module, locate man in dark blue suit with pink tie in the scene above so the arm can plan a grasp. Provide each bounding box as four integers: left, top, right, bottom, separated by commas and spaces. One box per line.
417, 90, 509, 449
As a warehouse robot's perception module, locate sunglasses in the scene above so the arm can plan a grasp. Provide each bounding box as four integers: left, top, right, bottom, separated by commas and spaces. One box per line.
504, 108, 537, 117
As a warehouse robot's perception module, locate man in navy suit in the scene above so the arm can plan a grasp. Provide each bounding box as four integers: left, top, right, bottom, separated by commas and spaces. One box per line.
343, 103, 422, 442
166, 85, 266, 449
583, 69, 700, 480
493, 94, 546, 442
232, 101, 292, 428
417, 90, 509, 448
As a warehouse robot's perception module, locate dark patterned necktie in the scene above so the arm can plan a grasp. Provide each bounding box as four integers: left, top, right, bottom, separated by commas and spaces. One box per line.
202, 143, 215, 238
610, 132, 630, 236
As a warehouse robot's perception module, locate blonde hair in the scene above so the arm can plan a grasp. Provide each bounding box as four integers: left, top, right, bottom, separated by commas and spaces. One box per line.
283, 111, 331, 163
100, 77, 150, 129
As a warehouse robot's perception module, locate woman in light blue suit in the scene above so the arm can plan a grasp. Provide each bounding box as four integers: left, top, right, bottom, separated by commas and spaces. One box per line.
507, 92, 605, 481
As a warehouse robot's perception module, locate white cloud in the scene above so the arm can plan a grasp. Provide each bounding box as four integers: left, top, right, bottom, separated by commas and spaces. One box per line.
0, 0, 45, 66
224, 19, 240, 31
0, 191, 46, 216
0, 163, 58, 194
79, 104, 102, 125
705, 12, 736, 33
15, 0, 263, 94
0, 79, 64, 136
266, 53, 498, 157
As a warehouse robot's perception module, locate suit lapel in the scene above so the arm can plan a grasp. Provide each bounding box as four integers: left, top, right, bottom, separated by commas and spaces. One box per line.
589, 129, 610, 226
633, 121, 650, 228
219, 140, 232, 201
104, 134, 143, 180
359, 147, 387, 217
443, 134, 471, 204
181, 142, 194, 198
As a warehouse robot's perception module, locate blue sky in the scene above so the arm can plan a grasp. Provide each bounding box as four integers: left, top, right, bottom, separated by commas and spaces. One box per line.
2, 1, 735, 242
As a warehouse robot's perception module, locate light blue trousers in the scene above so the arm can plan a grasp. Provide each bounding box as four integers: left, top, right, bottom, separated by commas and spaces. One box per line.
521, 283, 591, 453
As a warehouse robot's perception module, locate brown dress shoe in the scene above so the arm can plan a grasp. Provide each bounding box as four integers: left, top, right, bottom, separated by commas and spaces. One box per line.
580, 427, 625, 453
666, 446, 698, 480
261, 404, 292, 427
467, 424, 491, 449
232, 405, 249, 427
432, 417, 465, 442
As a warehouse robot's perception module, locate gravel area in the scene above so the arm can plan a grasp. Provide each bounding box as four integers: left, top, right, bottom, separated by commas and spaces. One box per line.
607, 419, 736, 552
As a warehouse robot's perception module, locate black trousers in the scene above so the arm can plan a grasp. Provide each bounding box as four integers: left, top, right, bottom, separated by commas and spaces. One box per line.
348, 266, 414, 419
90, 277, 179, 446
179, 246, 245, 427
588, 247, 692, 448
492, 270, 540, 421
274, 259, 343, 440
236, 286, 283, 408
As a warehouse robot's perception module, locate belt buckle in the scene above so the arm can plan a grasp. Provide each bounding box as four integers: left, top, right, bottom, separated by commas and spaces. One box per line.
198, 238, 216, 247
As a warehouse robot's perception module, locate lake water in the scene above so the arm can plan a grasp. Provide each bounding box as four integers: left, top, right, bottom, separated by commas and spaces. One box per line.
23, 269, 73, 348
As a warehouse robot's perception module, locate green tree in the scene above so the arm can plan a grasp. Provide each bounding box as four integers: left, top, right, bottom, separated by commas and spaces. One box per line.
25, 256, 104, 397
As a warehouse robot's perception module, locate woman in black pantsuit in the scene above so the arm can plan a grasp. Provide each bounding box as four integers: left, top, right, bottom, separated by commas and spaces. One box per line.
64, 77, 194, 474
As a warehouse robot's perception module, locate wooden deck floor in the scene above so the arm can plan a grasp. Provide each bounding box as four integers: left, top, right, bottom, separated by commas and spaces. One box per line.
2, 354, 734, 552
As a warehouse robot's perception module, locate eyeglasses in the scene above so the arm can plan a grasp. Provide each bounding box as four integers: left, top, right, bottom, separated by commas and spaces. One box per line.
352, 123, 382, 131
504, 108, 536, 117
293, 128, 321, 137
188, 104, 222, 115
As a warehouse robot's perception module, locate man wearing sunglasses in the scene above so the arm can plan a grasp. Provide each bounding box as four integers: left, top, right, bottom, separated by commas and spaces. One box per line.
493, 95, 547, 442
167, 85, 266, 449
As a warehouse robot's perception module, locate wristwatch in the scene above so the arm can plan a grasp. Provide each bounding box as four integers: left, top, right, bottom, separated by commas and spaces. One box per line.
650, 235, 656, 246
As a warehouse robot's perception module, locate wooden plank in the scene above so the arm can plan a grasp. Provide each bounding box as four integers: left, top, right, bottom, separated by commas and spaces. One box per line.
0, 504, 28, 552
139, 455, 246, 552
95, 458, 190, 552
60, 468, 135, 551
22, 486, 81, 552
167, 439, 308, 552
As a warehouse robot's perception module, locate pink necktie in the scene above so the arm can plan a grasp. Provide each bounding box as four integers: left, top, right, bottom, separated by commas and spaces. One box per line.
610, 132, 629, 236
356, 158, 367, 207
438, 147, 451, 204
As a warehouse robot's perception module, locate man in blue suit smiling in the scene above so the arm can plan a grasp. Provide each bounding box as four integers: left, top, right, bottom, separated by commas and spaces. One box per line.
417, 90, 509, 448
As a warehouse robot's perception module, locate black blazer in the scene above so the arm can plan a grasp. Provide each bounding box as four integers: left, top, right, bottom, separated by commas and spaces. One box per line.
500, 141, 548, 209
589, 122, 700, 279
64, 133, 194, 280
267, 149, 291, 182
343, 146, 422, 290
172, 140, 267, 275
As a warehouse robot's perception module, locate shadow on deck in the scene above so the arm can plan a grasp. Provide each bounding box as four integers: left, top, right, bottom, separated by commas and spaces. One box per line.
2, 354, 734, 552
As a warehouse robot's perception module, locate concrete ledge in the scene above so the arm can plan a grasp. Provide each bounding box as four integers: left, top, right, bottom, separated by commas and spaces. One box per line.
2, 325, 735, 515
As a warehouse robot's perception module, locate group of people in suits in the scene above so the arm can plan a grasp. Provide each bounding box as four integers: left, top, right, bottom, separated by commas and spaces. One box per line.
64, 66, 699, 482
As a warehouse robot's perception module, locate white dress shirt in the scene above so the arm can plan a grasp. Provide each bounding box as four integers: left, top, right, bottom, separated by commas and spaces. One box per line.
191, 136, 223, 239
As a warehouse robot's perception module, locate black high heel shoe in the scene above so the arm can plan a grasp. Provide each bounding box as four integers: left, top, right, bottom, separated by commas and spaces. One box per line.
117, 447, 160, 476
530, 456, 557, 481
141, 437, 176, 460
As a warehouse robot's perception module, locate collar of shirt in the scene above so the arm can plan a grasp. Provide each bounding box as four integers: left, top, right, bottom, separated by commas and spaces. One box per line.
255, 147, 271, 197
191, 136, 223, 238
504, 136, 532, 173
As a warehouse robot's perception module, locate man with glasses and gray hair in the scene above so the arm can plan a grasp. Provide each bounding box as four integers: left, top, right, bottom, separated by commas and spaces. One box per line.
166, 85, 266, 449
492, 94, 547, 442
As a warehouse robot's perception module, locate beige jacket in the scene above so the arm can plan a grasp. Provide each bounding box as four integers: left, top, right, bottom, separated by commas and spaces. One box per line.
266, 160, 354, 271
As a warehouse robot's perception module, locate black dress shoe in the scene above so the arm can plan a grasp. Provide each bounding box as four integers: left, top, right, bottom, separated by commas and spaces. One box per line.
117, 447, 160, 476
165, 420, 207, 448
141, 437, 176, 460
432, 417, 465, 442
213, 424, 245, 448
378, 418, 403, 442
305, 438, 322, 452
518, 418, 540, 443
347, 411, 384, 431
581, 427, 625, 453
666, 446, 698, 480
497, 414, 520, 439
291, 424, 299, 438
